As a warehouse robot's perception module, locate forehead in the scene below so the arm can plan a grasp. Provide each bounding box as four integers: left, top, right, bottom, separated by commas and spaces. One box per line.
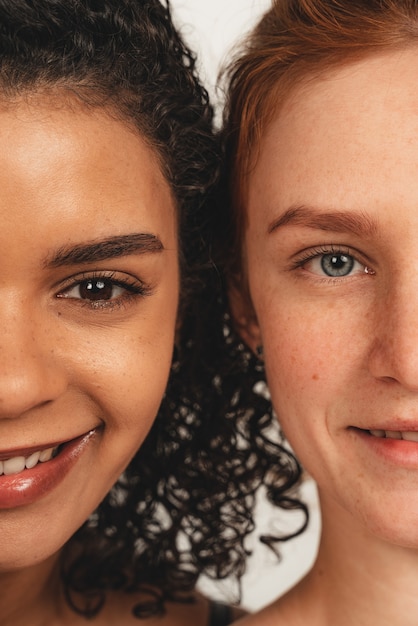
0, 88, 166, 174
0, 93, 177, 254
0, 92, 168, 197
248, 47, 418, 216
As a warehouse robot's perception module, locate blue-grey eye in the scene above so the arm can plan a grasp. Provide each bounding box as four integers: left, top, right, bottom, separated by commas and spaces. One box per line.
320, 253, 354, 277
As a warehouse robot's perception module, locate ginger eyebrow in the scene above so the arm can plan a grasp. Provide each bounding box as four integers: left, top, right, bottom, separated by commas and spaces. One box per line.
44, 233, 163, 268
268, 205, 378, 237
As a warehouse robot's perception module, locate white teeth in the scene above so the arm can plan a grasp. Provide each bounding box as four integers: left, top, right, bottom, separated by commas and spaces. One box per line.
386, 431, 402, 439
370, 429, 386, 438
369, 429, 418, 442
400, 431, 418, 443
25, 451, 40, 469
39, 448, 54, 462
3, 456, 26, 476
0, 446, 58, 476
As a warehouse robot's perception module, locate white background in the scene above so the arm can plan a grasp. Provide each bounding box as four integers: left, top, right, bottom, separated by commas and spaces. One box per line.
170, 0, 272, 119
169, 0, 321, 612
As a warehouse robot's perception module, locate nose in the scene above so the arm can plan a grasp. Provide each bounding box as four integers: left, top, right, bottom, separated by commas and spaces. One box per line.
367, 278, 418, 391
0, 308, 66, 418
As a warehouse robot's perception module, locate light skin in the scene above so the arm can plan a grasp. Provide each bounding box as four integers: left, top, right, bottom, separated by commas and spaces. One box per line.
234, 47, 418, 626
0, 93, 225, 625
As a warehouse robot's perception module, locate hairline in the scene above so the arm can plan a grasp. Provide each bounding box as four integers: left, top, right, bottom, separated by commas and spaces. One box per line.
227, 39, 418, 303
235, 41, 418, 215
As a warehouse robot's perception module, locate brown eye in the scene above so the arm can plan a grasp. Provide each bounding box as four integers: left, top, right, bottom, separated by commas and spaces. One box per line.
77, 279, 116, 301
59, 277, 127, 302
56, 272, 152, 310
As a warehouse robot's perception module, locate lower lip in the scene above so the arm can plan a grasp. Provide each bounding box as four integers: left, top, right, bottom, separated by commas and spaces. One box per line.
0, 430, 96, 510
354, 428, 418, 468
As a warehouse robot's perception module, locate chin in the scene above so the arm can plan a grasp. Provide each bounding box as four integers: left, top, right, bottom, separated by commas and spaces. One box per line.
357, 503, 418, 550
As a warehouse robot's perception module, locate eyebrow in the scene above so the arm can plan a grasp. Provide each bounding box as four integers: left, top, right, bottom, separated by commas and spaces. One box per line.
44, 233, 164, 268
267, 205, 378, 237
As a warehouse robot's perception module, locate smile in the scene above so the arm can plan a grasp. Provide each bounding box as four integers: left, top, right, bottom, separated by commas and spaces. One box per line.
354, 427, 418, 468
0, 430, 96, 509
0, 446, 59, 477
369, 429, 418, 442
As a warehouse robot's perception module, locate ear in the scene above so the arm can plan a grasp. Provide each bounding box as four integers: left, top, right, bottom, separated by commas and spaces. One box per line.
228, 281, 262, 356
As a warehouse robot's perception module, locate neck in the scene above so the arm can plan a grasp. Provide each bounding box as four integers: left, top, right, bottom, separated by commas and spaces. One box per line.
0, 553, 64, 626
275, 490, 418, 626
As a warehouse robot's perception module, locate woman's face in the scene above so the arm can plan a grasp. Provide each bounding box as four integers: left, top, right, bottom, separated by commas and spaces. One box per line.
0, 95, 179, 569
239, 48, 418, 545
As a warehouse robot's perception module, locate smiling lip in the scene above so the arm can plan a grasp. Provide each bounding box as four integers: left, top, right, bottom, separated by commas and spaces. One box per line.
0, 430, 96, 510
366, 428, 418, 442
0, 441, 64, 462
353, 427, 418, 467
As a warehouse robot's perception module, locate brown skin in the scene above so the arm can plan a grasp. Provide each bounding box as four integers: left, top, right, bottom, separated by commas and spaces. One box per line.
234, 48, 418, 626
0, 93, 215, 625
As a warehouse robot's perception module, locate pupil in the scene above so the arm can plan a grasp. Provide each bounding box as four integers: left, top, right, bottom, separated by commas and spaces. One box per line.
321, 254, 354, 277
80, 279, 112, 300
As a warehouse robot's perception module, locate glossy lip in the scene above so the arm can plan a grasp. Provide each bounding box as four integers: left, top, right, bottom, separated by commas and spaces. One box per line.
0, 429, 97, 510
353, 427, 418, 468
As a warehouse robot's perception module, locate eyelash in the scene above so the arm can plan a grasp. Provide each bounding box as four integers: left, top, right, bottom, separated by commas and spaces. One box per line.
56, 271, 153, 311
291, 245, 374, 280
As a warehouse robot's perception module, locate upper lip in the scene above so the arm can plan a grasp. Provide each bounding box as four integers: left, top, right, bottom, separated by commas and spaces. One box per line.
352, 419, 418, 432
0, 429, 97, 461
0, 441, 63, 461
353, 424, 418, 433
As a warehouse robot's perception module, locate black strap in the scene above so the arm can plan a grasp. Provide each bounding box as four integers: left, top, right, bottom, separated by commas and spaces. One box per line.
208, 601, 234, 626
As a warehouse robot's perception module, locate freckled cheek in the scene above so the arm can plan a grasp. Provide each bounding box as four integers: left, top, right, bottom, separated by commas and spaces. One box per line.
265, 336, 323, 409
260, 308, 342, 417
262, 329, 333, 469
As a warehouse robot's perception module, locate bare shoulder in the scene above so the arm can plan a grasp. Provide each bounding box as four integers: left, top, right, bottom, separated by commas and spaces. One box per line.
233, 611, 268, 626
232, 601, 287, 626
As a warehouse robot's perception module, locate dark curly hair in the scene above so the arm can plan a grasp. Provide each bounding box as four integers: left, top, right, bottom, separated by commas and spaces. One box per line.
0, 0, 307, 618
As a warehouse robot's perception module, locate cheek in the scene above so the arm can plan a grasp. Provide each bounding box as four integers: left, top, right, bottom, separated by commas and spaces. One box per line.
95, 333, 173, 430
261, 306, 331, 399
261, 323, 334, 477
258, 297, 362, 438
62, 293, 178, 444
263, 327, 324, 443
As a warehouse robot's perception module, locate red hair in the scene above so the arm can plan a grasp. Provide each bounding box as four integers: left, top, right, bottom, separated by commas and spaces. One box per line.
222, 0, 418, 278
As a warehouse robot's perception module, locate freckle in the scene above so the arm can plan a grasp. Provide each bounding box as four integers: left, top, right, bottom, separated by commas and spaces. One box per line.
312, 373, 319, 381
